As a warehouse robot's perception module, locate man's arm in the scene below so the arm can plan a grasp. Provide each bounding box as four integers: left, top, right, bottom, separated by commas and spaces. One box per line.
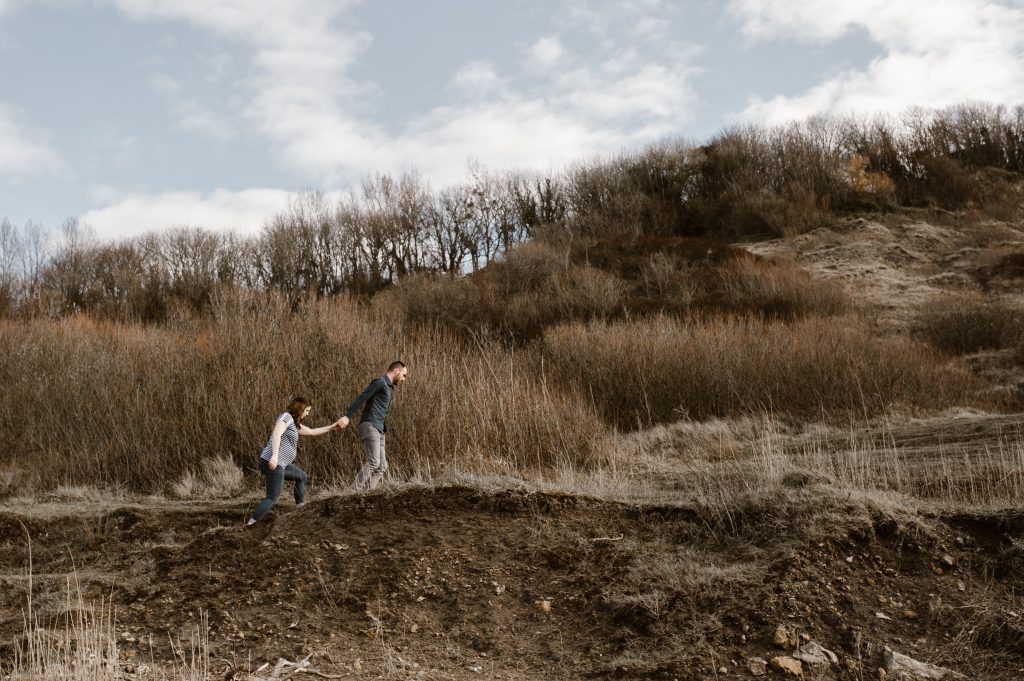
345, 378, 384, 419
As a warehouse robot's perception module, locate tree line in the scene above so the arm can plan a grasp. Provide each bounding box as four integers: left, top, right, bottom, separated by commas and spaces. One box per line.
3, 102, 1023, 322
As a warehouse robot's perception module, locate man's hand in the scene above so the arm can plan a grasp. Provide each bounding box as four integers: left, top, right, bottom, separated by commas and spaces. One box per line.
333, 416, 350, 430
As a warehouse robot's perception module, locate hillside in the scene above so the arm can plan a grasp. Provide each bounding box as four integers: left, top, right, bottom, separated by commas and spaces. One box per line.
3, 481, 1024, 680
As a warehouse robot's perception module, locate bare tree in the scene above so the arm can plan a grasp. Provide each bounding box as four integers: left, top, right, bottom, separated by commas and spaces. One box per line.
424, 185, 473, 274
0, 218, 20, 315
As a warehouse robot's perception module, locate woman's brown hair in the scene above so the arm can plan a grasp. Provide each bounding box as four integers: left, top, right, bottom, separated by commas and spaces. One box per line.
286, 396, 311, 425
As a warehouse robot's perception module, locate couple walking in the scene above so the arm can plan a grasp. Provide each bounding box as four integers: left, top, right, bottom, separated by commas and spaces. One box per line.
246, 361, 409, 525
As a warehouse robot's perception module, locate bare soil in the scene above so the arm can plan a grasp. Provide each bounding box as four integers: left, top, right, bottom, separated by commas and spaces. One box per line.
2, 482, 1024, 680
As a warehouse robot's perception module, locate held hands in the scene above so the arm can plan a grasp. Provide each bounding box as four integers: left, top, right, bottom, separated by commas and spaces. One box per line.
332, 416, 350, 431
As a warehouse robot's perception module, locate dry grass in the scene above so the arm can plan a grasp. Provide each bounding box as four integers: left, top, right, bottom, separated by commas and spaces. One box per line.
707, 253, 851, 319
171, 456, 244, 499
756, 428, 1024, 507
914, 293, 1024, 354
0, 293, 614, 491
379, 250, 626, 342
540, 315, 977, 429
9, 586, 211, 681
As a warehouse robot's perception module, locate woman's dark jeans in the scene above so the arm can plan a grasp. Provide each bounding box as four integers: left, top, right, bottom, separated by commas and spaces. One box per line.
251, 458, 308, 521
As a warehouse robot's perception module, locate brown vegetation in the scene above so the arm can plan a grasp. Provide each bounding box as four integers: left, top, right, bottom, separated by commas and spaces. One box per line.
913, 293, 1024, 354
540, 315, 977, 429
0, 295, 613, 492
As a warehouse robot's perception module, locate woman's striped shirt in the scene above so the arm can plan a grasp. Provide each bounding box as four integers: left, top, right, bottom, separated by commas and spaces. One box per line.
260, 412, 299, 467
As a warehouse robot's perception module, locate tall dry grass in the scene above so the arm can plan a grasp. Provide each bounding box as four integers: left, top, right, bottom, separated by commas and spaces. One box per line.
704, 253, 851, 319
9, 575, 211, 681
0, 291, 613, 492
540, 315, 978, 429
913, 293, 1024, 354
611, 415, 1024, 511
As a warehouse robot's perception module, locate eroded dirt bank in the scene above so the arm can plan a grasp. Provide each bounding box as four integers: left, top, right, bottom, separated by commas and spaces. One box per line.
2, 484, 1024, 679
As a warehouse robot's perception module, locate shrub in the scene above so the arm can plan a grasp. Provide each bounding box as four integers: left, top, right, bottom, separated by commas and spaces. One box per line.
913, 293, 1024, 354
540, 315, 977, 429
490, 239, 567, 294
374, 272, 487, 336
704, 253, 850, 319
639, 252, 699, 309
550, 266, 625, 319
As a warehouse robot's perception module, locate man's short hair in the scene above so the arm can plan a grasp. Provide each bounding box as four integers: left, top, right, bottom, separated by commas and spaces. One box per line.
388, 360, 406, 372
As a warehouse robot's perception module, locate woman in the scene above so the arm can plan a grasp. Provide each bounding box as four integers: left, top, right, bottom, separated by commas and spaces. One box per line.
247, 396, 342, 525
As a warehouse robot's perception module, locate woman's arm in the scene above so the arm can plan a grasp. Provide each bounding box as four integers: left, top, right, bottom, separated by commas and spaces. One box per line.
298, 422, 336, 437
267, 418, 288, 469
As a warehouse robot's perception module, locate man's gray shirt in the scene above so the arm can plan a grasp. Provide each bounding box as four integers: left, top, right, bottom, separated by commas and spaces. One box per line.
346, 375, 393, 433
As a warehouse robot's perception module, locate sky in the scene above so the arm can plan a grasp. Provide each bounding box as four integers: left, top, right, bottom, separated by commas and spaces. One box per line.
2, 0, 1024, 240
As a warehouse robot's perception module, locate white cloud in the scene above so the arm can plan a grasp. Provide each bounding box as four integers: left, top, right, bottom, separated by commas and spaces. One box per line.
0, 103, 65, 176
555, 55, 699, 122
81, 188, 293, 239
149, 73, 236, 140
106, 0, 699, 187
451, 61, 503, 94
526, 37, 565, 70
729, 0, 1024, 123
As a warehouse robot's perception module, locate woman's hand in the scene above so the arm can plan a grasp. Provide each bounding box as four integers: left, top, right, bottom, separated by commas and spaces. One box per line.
268, 456, 279, 470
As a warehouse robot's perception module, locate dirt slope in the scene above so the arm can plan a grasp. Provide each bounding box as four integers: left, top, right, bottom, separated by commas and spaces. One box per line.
742, 217, 1024, 328
3, 484, 1024, 679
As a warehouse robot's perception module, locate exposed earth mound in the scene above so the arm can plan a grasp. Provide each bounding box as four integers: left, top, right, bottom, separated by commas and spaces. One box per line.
3, 483, 1024, 679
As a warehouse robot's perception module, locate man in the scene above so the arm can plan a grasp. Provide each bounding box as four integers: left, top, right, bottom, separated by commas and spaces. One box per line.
339, 361, 408, 490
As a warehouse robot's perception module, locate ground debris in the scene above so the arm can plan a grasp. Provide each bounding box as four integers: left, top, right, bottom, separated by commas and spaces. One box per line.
883, 647, 966, 680
249, 652, 342, 680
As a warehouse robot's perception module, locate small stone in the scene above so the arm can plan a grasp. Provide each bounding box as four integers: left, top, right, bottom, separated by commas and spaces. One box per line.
883, 647, 966, 679
747, 657, 768, 676
794, 641, 839, 668
901, 610, 919, 620
773, 625, 795, 649
956, 580, 966, 592
940, 554, 956, 568
875, 612, 893, 621
770, 656, 803, 677
535, 599, 552, 613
